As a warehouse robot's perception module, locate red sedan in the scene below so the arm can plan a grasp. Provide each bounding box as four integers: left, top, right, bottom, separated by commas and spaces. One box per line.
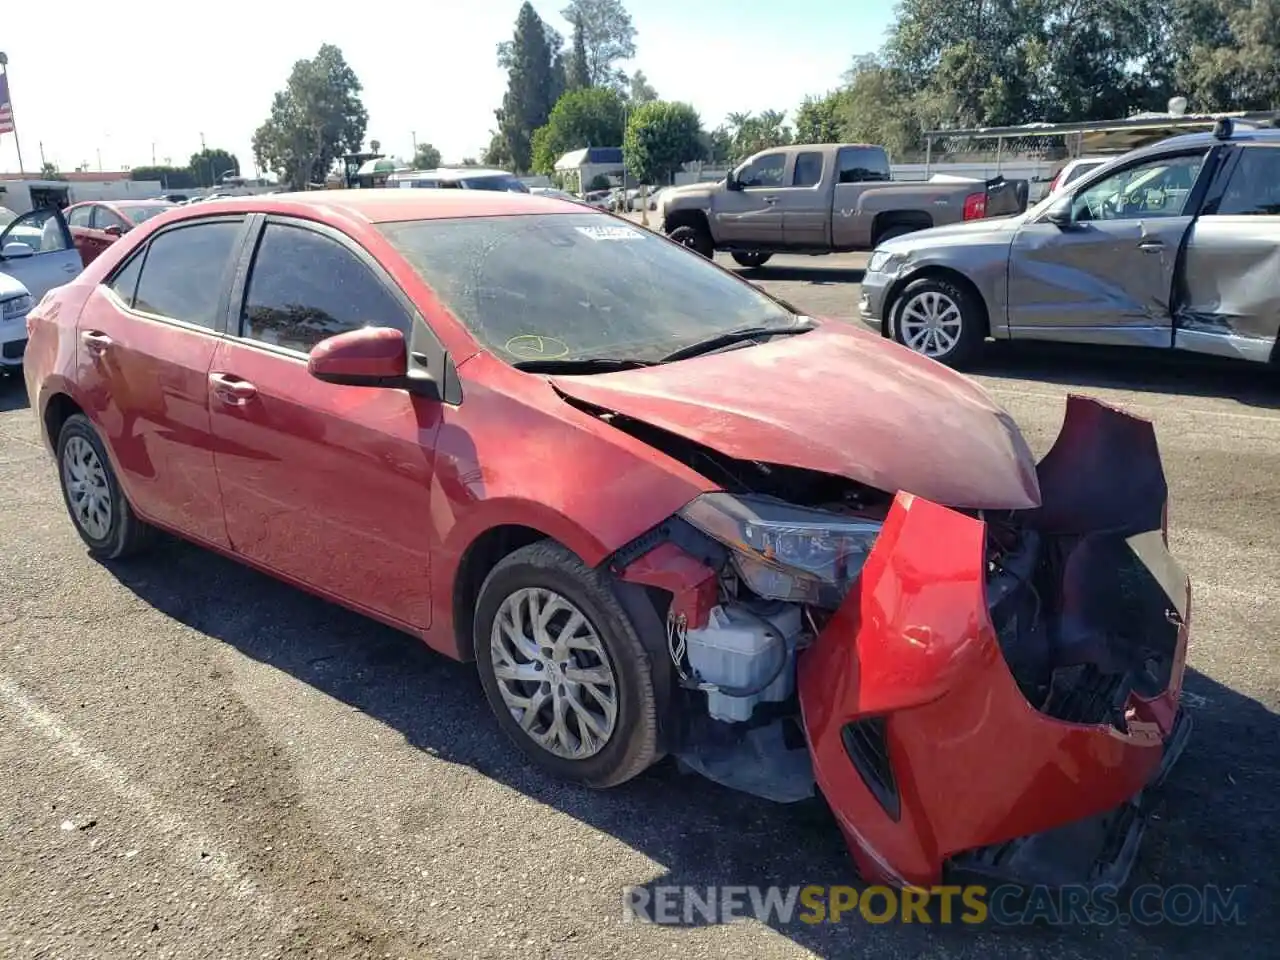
22, 190, 1192, 889
63, 199, 175, 265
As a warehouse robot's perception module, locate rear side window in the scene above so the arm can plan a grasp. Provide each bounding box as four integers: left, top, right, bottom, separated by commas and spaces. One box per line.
1215, 147, 1280, 216
240, 222, 411, 354
793, 152, 824, 187
132, 220, 242, 328
836, 147, 891, 183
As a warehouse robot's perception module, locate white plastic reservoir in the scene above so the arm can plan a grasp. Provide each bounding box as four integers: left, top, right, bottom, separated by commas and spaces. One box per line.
685, 603, 805, 723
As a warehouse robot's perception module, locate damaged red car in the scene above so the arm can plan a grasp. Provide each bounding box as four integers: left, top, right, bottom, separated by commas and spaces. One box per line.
23, 190, 1191, 890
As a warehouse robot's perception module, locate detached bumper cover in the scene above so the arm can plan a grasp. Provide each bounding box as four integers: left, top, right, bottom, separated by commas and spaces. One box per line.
798, 395, 1191, 888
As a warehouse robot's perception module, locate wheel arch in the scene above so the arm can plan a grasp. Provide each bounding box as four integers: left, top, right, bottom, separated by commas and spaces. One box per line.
662, 208, 711, 237
883, 266, 991, 341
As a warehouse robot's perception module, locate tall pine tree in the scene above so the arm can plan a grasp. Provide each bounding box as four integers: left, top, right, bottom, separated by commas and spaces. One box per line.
567, 15, 592, 90
497, 3, 560, 174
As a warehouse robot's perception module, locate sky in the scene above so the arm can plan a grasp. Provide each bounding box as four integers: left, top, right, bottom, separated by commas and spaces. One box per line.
0, 0, 894, 177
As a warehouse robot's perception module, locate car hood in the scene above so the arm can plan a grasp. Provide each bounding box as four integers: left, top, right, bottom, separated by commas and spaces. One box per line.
0, 271, 29, 298
550, 324, 1041, 510
883, 214, 1026, 251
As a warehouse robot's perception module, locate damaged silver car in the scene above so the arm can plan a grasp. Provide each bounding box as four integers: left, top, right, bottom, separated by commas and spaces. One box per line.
859, 117, 1280, 367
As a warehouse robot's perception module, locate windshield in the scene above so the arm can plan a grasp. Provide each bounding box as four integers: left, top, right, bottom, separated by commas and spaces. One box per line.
378, 213, 796, 365
460, 175, 530, 193
120, 204, 173, 223
0, 207, 15, 229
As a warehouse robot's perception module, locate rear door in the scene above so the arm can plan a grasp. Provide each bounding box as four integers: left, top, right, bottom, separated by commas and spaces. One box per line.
208, 216, 440, 630
0, 207, 82, 299
74, 216, 249, 546
713, 151, 786, 245
1175, 143, 1280, 363
779, 149, 829, 247
1006, 149, 1216, 345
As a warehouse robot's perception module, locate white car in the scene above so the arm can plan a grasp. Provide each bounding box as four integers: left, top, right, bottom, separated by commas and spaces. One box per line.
0, 205, 83, 302
0, 270, 33, 374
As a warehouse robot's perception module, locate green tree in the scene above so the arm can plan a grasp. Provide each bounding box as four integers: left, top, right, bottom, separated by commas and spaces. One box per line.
623, 101, 702, 184
413, 142, 443, 169
496, 3, 562, 173
835, 56, 922, 158
252, 44, 368, 189
531, 86, 626, 172
1177, 0, 1280, 110
189, 148, 240, 187
701, 125, 733, 163
461, 157, 480, 167
724, 110, 793, 162
628, 70, 658, 104
793, 93, 847, 143
561, 0, 637, 88
565, 12, 592, 90
39, 161, 65, 180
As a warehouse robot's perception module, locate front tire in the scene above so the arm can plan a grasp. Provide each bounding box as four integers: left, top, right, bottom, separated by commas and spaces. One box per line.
731, 252, 773, 269
56, 413, 155, 560
891, 276, 985, 368
667, 223, 714, 258
474, 541, 660, 788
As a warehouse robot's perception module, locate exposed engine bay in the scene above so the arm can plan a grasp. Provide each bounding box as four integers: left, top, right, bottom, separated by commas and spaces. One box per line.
593, 400, 1184, 807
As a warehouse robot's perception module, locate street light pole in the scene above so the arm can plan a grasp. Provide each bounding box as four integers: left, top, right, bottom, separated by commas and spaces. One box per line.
0, 52, 28, 176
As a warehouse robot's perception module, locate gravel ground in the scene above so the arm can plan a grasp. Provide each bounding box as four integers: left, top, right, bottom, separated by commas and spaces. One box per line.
1, 255, 1277, 959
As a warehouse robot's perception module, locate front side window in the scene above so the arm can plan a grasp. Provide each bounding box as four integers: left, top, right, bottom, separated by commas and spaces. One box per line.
793, 152, 824, 187
132, 220, 242, 328
735, 154, 786, 188
93, 207, 129, 231
1214, 147, 1280, 216
67, 206, 93, 228
241, 223, 411, 354
1070, 153, 1207, 221
377, 212, 797, 365
1, 208, 70, 254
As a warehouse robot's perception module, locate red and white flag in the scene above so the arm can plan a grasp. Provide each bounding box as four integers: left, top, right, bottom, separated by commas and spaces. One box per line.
0, 73, 15, 135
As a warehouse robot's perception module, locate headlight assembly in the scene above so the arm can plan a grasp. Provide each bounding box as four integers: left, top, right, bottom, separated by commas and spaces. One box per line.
679, 493, 882, 609
1, 294, 32, 319
867, 250, 901, 274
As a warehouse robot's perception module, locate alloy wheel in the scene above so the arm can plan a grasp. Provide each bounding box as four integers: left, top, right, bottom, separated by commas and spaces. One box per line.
899, 290, 963, 358
61, 435, 113, 540
490, 586, 619, 760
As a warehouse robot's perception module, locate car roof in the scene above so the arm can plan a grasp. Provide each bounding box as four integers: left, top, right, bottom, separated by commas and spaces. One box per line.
157, 188, 583, 224
1141, 125, 1280, 154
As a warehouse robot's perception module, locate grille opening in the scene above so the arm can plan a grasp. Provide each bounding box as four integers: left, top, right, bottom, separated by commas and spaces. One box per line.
840, 717, 900, 821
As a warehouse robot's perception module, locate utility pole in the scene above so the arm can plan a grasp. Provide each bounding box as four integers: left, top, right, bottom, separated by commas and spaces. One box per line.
38, 140, 46, 169
152, 142, 156, 166
200, 131, 206, 151
96, 147, 102, 173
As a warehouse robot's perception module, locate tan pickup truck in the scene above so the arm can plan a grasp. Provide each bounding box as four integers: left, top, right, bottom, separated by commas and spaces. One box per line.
658, 143, 1028, 267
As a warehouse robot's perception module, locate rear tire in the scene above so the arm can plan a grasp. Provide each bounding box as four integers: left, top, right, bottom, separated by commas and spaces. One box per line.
667, 223, 714, 258
56, 413, 155, 560
891, 276, 985, 368
473, 540, 660, 789
731, 252, 773, 269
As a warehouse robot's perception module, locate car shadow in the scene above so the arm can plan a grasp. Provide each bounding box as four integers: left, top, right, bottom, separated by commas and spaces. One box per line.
101, 540, 1277, 958
729, 264, 866, 286
0, 373, 30, 412
973, 342, 1280, 410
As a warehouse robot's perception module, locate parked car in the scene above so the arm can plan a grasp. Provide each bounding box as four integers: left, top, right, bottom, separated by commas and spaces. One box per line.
0, 205, 82, 304
659, 143, 1029, 267
860, 118, 1280, 367
386, 167, 531, 192
0, 270, 33, 375
1045, 156, 1112, 195
63, 200, 176, 266
24, 188, 1191, 889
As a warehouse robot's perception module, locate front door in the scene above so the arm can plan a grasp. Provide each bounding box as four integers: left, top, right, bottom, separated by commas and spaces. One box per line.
713, 151, 786, 246
0, 208, 82, 299
74, 216, 248, 547
208, 217, 440, 630
1007, 150, 1213, 346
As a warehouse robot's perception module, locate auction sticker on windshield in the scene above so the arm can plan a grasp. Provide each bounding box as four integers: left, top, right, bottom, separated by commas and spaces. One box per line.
575, 225, 644, 242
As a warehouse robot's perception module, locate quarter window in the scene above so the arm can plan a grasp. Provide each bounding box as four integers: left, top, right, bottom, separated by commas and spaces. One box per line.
1215, 147, 1280, 216
793, 152, 824, 187
240, 223, 411, 354
132, 220, 242, 328
108, 253, 144, 306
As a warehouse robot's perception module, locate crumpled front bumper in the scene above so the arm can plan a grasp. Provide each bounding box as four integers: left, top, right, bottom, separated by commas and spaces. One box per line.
798, 394, 1191, 889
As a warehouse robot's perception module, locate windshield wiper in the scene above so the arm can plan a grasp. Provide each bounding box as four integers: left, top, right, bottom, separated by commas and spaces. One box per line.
659, 319, 816, 363
512, 357, 656, 373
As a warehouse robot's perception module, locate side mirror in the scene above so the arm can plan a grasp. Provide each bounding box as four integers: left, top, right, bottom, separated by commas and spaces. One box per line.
102, 224, 124, 237
725, 169, 742, 191
308, 326, 439, 398
1045, 197, 1073, 227
1, 241, 33, 259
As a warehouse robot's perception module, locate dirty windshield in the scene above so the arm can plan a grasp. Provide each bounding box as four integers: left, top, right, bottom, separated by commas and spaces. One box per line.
378, 213, 796, 365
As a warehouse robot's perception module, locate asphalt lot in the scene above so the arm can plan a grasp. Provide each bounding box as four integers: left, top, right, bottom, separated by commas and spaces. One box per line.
1, 254, 1277, 959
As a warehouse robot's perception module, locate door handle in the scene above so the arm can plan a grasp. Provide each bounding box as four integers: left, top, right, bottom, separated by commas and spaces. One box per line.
761, 196, 778, 204
209, 372, 258, 404
81, 330, 112, 354
63, 262, 80, 273
1138, 240, 1164, 252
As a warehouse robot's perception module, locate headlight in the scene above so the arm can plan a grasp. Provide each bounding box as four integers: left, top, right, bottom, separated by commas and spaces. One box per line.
679, 493, 882, 608
1, 294, 32, 319
867, 250, 898, 274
